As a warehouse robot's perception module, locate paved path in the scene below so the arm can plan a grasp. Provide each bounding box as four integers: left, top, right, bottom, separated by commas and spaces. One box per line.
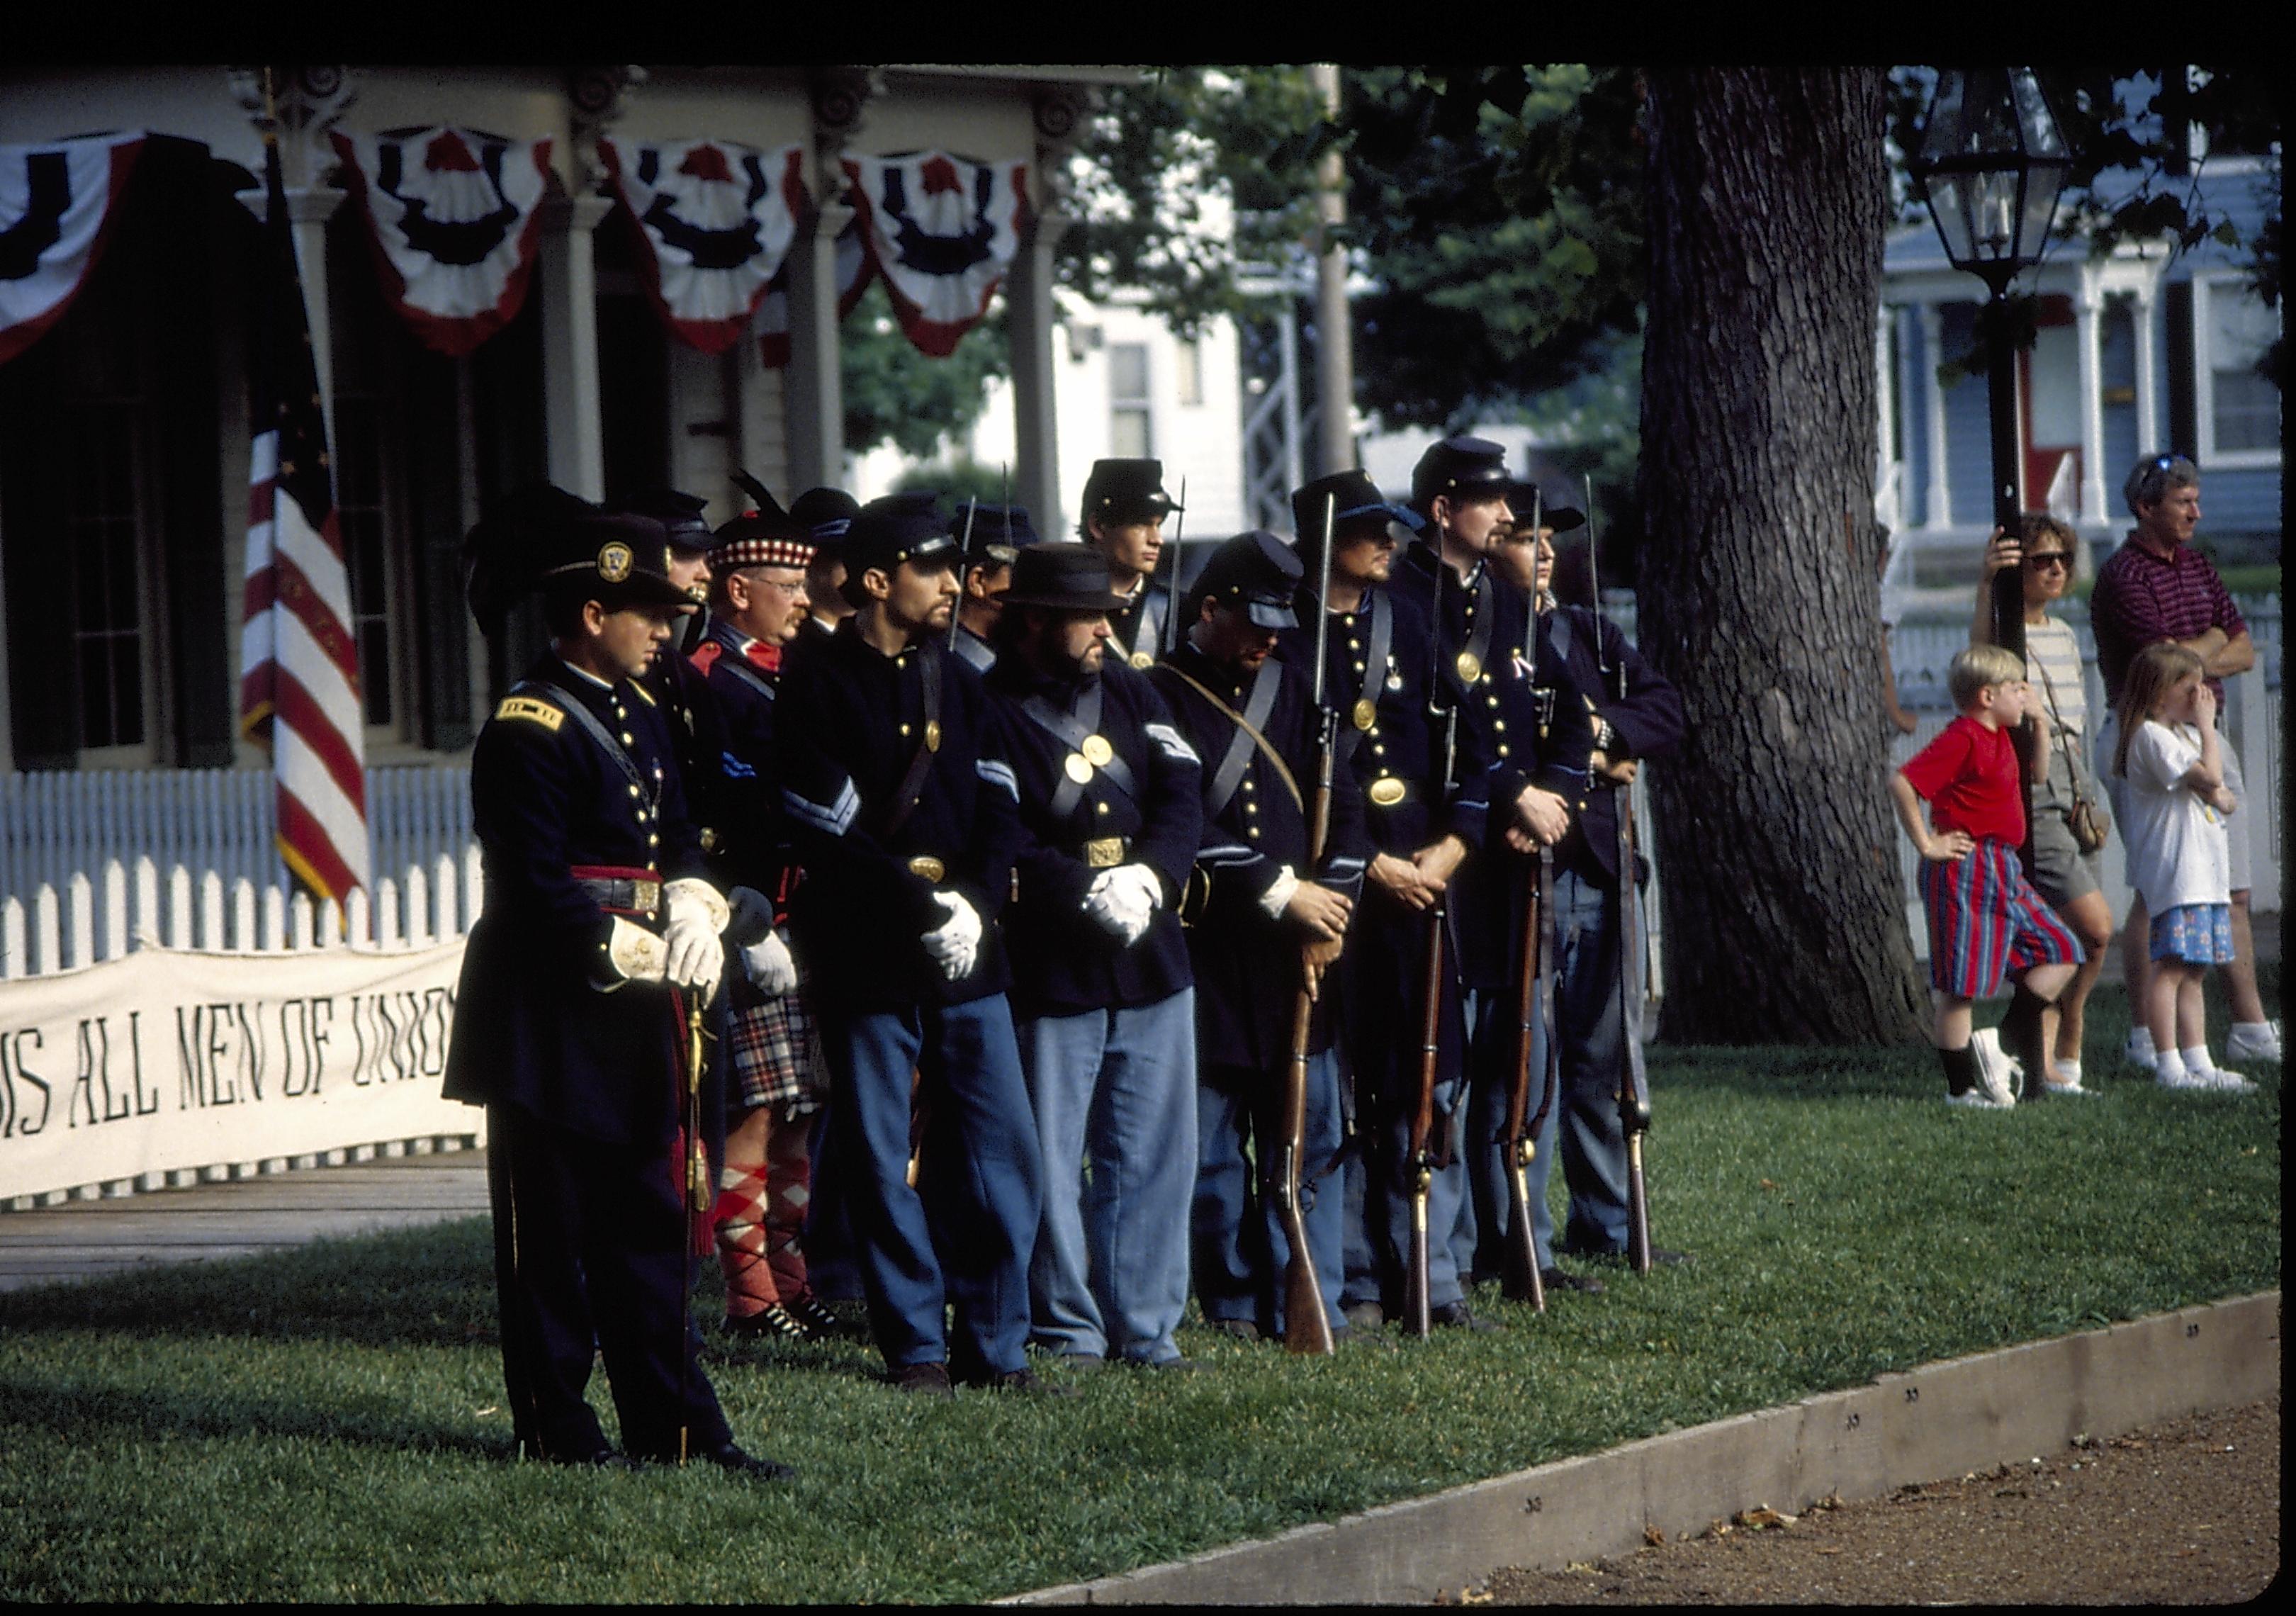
0, 1149, 488, 1292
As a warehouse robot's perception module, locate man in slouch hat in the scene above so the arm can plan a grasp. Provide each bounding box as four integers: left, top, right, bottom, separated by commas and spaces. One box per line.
952, 503, 1040, 673
443, 495, 791, 1478
983, 543, 1207, 1370
1149, 529, 1371, 1342
1081, 458, 1184, 670
774, 493, 1062, 1396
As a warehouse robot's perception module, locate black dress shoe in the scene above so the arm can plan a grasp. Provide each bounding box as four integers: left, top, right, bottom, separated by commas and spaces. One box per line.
1539, 1265, 1606, 1295
784, 1291, 867, 1340
1210, 1318, 1260, 1342
694, 1442, 797, 1481
723, 1302, 807, 1341
1429, 1301, 1502, 1332
969, 1367, 1081, 1397
532, 1444, 638, 1471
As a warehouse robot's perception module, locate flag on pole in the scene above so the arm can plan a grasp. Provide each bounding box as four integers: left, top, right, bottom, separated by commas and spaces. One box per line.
239, 130, 368, 903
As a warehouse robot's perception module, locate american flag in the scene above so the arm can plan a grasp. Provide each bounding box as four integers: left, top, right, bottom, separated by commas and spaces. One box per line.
238, 133, 368, 903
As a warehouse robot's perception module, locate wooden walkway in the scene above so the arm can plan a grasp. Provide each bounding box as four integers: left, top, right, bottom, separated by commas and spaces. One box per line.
0, 1149, 488, 1293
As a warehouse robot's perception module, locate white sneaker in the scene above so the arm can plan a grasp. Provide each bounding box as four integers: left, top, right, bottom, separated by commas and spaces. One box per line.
2224, 1021, 2282, 1065
1945, 1087, 2014, 1110
2193, 1059, 2258, 1094
2125, 1027, 2156, 1068
2154, 1058, 2213, 1092
1971, 1028, 2021, 1106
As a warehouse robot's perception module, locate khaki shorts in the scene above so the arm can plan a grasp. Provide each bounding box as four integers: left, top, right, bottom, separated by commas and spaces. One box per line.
2027, 739, 2103, 907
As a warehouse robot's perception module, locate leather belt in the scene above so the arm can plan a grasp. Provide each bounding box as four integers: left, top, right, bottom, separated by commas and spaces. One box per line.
570, 863, 662, 917
907, 855, 947, 882
1082, 836, 1130, 868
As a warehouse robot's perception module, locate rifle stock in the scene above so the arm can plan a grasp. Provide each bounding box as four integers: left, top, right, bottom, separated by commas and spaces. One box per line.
1403, 897, 1444, 1338
1616, 776, 1653, 1276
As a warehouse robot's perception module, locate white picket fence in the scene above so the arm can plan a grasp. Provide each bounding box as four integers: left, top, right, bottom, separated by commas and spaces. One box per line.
0, 764, 474, 922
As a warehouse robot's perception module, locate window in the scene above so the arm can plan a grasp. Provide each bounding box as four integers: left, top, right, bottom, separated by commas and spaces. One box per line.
59, 279, 158, 754
1108, 342, 1152, 458
2198, 279, 2280, 461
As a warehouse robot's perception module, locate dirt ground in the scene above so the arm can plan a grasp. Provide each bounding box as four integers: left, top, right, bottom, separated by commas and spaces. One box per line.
1463, 1398, 2278, 1605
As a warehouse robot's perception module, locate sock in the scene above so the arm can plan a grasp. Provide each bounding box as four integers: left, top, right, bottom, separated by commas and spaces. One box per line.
1940, 1043, 1979, 1097
2154, 1050, 2188, 1084
2052, 1060, 2083, 1088
713, 1162, 778, 1317
2127, 1026, 2156, 1062
2180, 1045, 2216, 1079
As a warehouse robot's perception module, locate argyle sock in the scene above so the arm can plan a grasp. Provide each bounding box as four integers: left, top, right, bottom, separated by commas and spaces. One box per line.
713, 1162, 778, 1318
1940, 1043, 1980, 1098
761, 1110, 816, 1305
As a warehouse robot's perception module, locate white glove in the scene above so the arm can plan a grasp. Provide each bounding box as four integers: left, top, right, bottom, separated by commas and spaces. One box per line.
1083, 863, 1161, 947
921, 890, 983, 981
603, 916, 666, 989
741, 928, 799, 997
725, 885, 777, 947
662, 877, 728, 994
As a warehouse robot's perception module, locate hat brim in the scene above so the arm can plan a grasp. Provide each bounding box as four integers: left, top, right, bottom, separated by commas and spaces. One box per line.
1244, 598, 1298, 630
1000, 586, 1134, 613
1541, 507, 1587, 534
544, 569, 699, 613
1332, 500, 1426, 534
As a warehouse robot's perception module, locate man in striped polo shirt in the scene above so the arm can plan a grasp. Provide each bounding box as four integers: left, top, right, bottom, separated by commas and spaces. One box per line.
2089, 454, 2278, 1067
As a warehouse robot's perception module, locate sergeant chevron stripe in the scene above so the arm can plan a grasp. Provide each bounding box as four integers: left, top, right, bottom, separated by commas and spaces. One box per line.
238, 135, 367, 905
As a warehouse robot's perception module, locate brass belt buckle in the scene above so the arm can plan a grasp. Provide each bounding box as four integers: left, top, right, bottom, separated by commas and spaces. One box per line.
907, 855, 947, 882
1084, 836, 1125, 868
632, 878, 662, 911
1367, 776, 1408, 807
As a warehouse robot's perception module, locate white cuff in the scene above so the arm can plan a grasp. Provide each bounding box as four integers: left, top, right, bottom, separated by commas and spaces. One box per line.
1259, 865, 1300, 920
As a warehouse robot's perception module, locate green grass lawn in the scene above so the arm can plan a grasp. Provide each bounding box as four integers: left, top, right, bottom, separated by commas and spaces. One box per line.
0, 977, 2277, 1603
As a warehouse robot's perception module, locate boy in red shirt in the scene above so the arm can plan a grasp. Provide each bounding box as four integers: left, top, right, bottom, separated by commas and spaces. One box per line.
1890, 646, 2084, 1107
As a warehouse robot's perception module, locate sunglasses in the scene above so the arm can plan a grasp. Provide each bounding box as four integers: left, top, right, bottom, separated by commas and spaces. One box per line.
2027, 551, 2072, 571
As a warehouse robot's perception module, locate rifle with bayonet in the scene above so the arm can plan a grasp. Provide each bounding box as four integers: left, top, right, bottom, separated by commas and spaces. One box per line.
1499, 483, 1552, 1309
1160, 476, 1190, 661
1586, 475, 1653, 1276
1402, 532, 1461, 1340
946, 494, 979, 651
1277, 492, 1341, 1356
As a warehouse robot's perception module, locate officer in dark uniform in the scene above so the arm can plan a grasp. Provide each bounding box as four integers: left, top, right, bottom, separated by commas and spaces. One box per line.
1395, 436, 1602, 1299
612, 488, 726, 809
951, 503, 1039, 673
1281, 468, 1507, 1332
1081, 458, 1184, 670
1149, 529, 1371, 1342
443, 499, 790, 1478
1515, 502, 1688, 1274
792, 486, 862, 644
773, 492, 1057, 1396
982, 542, 1206, 1369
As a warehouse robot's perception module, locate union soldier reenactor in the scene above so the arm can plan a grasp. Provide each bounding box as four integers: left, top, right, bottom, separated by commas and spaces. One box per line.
1280, 468, 1501, 1333
792, 486, 862, 643
951, 503, 1039, 673
1394, 437, 1601, 1299
982, 543, 1208, 1370
774, 493, 1061, 1396
690, 484, 845, 1342
443, 498, 792, 1478
612, 487, 728, 810
1512, 490, 1689, 1273
1149, 529, 1371, 1342
1082, 457, 1184, 670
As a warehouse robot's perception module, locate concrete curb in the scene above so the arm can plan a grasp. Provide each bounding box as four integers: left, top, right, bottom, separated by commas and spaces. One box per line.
1011, 1291, 2281, 1605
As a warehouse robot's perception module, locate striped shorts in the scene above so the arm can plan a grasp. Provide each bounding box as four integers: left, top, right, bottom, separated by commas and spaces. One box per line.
1920, 838, 2083, 997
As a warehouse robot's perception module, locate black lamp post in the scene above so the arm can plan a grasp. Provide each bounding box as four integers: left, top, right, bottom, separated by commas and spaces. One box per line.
1908, 67, 2071, 882
1907, 66, 2073, 664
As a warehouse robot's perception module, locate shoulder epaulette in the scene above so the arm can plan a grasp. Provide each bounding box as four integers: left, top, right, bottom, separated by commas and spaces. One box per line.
495, 695, 565, 731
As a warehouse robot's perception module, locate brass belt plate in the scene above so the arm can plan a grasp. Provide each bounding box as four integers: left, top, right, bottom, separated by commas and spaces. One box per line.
1367, 777, 1408, 807
1084, 836, 1126, 868
907, 856, 946, 882
1129, 651, 1154, 669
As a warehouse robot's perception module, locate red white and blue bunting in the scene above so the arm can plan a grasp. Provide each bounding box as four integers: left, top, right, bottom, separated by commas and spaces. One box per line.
750, 208, 872, 368
328, 125, 553, 358
0, 130, 145, 367
599, 138, 808, 357
843, 152, 1030, 358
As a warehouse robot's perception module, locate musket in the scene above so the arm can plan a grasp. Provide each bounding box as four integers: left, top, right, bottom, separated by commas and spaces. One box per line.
679, 990, 711, 1464
1276, 491, 1340, 1356
947, 495, 979, 650
1498, 482, 1552, 1309
1402, 525, 1460, 1340
1587, 473, 1653, 1276
1161, 476, 1191, 660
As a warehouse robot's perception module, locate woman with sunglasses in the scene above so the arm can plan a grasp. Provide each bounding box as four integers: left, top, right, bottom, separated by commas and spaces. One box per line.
1969, 513, 2115, 1094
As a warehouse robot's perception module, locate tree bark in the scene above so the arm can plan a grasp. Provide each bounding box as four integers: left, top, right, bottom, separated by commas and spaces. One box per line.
1637, 69, 1928, 1045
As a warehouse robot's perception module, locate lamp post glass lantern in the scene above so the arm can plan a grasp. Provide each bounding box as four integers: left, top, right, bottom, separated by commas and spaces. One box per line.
1910, 66, 2073, 874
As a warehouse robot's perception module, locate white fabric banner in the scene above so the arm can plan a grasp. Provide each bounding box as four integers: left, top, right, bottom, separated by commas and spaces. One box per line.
0, 943, 473, 1203
843, 151, 1029, 357
600, 137, 807, 356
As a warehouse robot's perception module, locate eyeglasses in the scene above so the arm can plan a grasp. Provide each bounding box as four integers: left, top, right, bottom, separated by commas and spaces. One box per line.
2027, 552, 2072, 571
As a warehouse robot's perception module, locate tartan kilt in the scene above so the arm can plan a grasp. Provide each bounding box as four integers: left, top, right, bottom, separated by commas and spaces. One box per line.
726, 970, 826, 1113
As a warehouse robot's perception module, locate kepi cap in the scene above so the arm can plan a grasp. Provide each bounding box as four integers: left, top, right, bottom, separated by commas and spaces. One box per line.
1188, 529, 1302, 630
845, 490, 957, 579
1081, 458, 1180, 527
1291, 468, 1424, 556
953, 502, 1040, 566
612, 487, 714, 556
1411, 434, 1512, 510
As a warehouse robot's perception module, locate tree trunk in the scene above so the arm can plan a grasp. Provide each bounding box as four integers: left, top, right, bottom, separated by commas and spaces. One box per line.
1637, 68, 1928, 1045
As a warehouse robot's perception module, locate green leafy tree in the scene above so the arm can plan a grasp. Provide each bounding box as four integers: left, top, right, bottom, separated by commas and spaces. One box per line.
839, 279, 1011, 460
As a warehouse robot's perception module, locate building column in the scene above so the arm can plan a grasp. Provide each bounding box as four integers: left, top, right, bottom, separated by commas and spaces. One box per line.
2074, 279, 2109, 524
1874, 303, 1898, 529
1008, 209, 1073, 534
2132, 286, 2163, 460
536, 193, 613, 501
1918, 301, 1952, 529
784, 198, 855, 496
